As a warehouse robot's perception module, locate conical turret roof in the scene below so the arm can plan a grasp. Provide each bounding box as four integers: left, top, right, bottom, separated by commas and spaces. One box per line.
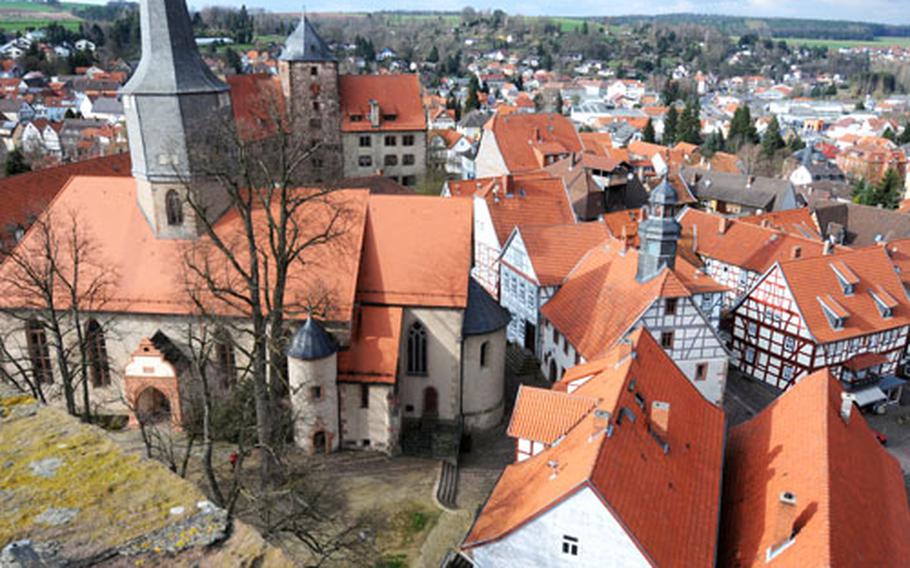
280, 15, 335, 62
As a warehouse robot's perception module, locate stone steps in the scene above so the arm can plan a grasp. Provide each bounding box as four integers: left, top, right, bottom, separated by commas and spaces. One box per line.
436, 459, 459, 510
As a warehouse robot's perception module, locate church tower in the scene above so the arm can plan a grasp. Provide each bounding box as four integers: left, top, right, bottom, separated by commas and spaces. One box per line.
637, 177, 682, 283
278, 15, 343, 183
122, 0, 235, 239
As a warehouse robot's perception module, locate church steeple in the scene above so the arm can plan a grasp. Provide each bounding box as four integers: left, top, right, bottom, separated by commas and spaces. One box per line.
637, 176, 682, 283
122, 0, 234, 239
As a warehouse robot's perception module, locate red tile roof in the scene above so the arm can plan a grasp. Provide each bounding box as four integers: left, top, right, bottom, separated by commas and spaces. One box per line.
776, 247, 910, 343
0, 153, 132, 253
227, 73, 286, 141
447, 173, 575, 245
337, 305, 402, 384
356, 195, 471, 308
680, 209, 834, 274
484, 112, 582, 173
507, 222, 610, 286
720, 370, 910, 567
541, 239, 725, 360
465, 329, 725, 567
739, 208, 823, 241
339, 74, 426, 133
0, 177, 369, 323
506, 385, 597, 443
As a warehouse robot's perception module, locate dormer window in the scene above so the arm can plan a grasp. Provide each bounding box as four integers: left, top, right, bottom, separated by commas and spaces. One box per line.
830, 261, 859, 296
818, 295, 848, 330
382, 113, 397, 121
165, 189, 183, 226
350, 114, 363, 122
870, 287, 898, 319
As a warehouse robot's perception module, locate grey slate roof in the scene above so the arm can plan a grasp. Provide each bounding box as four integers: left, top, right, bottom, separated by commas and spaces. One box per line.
122, 0, 228, 96
459, 109, 493, 129
91, 96, 124, 114
813, 200, 910, 247
280, 16, 334, 62
287, 317, 338, 360
682, 168, 797, 212
462, 279, 511, 337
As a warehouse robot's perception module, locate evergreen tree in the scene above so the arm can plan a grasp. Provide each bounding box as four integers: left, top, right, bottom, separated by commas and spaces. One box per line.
554, 92, 564, 115
899, 123, 910, 145
663, 106, 678, 145
642, 118, 656, 143
875, 168, 903, 209
787, 133, 806, 152
701, 130, 725, 157
883, 128, 897, 143
225, 47, 243, 74
5, 149, 30, 176
427, 45, 439, 63
728, 106, 758, 151
762, 116, 785, 157
463, 84, 480, 114
677, 98, 702, 144
661, 79, 680, 105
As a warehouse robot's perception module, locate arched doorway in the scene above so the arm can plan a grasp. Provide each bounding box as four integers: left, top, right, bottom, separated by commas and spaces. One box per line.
423, 387, 439, 418
136, 387, 171, 425
549, 360, 557, 383
313, 430, 328, 454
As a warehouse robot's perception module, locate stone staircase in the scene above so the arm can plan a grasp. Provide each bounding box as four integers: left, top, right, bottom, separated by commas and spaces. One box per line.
436, 459, 459, 510
400, 418, 461, 459
506, 345, 539, 376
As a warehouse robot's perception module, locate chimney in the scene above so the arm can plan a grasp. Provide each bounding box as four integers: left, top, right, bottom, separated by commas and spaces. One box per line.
761, 219, 770, 228
823, 240, 834, 255
650, 401, 670, 439
368, 99, 380, 127
692, 224, 698, 252
770, 492, 798, 554
791, 245, 802, 259
746, 175, 755, 189
547, 459, 559, 480
840, 392, 853, 422
718, 217, 730, 235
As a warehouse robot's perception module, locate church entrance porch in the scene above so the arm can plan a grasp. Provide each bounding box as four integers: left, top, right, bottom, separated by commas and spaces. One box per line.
135, 387, 171, 424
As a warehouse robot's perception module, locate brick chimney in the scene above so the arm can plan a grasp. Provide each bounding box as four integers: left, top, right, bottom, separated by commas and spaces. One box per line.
840, 392, 853, 423
791, 245, 802, 259
718, 217, 731, 235
368, 99, 380, 128
823, 240, 834, 255
650, 401, 670, 438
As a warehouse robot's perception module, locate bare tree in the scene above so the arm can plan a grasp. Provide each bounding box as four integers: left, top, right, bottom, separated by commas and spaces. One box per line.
0, 207, 116, 421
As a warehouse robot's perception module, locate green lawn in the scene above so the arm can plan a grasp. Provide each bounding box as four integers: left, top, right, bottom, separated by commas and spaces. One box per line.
0, 19, 80, 32
778, 36, 910, 49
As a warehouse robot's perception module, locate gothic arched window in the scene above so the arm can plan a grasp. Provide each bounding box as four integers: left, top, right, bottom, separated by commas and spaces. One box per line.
165, 190, 183, 226
214, 331, 237, 390
85, 319, 110, 387
407, 321, 427, 375
25, 319, 52, 384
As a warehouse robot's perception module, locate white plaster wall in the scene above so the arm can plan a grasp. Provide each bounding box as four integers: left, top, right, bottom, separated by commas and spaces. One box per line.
462, 328, 506, 431
339, 382, 395, 453
397, 307, 463, 422
475, 131, 509, 177
470, 486, 650, 568
288, 353, 339, 453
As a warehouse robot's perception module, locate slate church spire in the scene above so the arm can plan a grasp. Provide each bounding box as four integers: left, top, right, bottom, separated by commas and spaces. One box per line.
637, 176, 682, 283
122, 0, 235, 239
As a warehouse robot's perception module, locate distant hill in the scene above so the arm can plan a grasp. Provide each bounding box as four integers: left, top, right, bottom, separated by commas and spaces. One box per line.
602, 13, 910, 41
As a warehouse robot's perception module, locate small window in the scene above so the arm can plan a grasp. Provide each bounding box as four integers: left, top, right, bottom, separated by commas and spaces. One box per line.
358, 155, 372, 167
384, 154, 398, 166
165, 189, 183, 226
350, 114, 363, 122
782, 366, 794, 381
552, 327, 558, 343
26, 319, 52, 384
784, 336, 796, 352
562, 535, 579, 556
312, 101, 320, 111
85, 319, 110, 387
215, 332, 236, 390
402, 175, 416, 186
310, 386, 323, 401
384, 135, 397, 147
310, 66, 318, 76
665, 298, 678, 316
402, 154, 415, 166
695, 363, 707, 381
402, 134, 415, 146
745, 347, 756, 364
360, 383, 369, 409
359, 135, 371, 147
407, 321, 427, 375
660, 331, 674, 349
480, 341, 489, 367
747, 322, 758, 337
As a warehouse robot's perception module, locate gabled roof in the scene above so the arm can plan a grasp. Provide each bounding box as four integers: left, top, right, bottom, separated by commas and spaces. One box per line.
356, 195, 471, 308
280, 16, 334, 62
485, 112, 582, 173
682, 167, 795, 211
775, 247, 910, 343
506, 385, 596, 444
0, 153, 132, 252
507, 222, 609, 286
337, 305, 402, 384
541, 239, 725, 360
0, 177, 369, 323
339, 74, 426, 133
814, 199, 910, 247
680, 209, 833, 274
465, 330, 725, 567
720, 370, 910, 566
447, 173, 575, 246
740, 208, 823, 241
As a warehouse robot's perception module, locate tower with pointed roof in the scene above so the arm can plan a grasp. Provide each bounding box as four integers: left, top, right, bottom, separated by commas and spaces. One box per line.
278, 15, 343, 182
122, 0, 235, 240
637, 176, 682, 282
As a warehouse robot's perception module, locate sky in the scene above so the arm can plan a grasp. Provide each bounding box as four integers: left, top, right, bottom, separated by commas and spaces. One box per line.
174, 0, 910, 25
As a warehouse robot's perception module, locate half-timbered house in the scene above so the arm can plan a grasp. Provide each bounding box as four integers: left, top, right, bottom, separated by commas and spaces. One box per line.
499, 222, 609, 354
539, 179, 729, 404
731, 247, 910, 392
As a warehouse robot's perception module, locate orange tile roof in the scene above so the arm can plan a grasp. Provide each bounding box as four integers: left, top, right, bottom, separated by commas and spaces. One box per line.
447, 173, 576, 245
429, 128, 464, 149
579, 131, 613, 157
739, 208, 823, 241
508, 222, 610, 286
0, 153, 131, 253
540, 238, 725, 360
720, 370, 910, 566
680, 209, 833, 274
337, 305, 402, 384
465, 329, 725, 567
776, 246, 910, 343
227, 73, 286, 141
485, 112, 582, 173
506, 385, 597, 443
339, 74, 426, 133
0, 177, 369, 323
356, 195, 471, 308
601, 208, 645, 247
